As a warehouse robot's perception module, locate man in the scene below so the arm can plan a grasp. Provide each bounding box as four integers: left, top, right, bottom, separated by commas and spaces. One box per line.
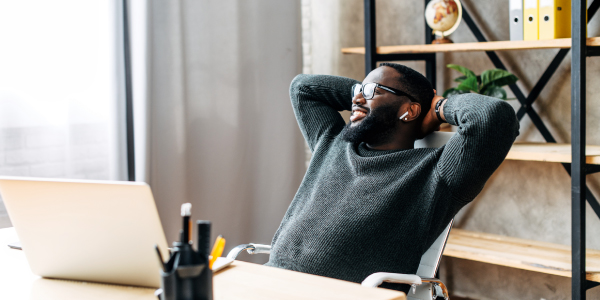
265, 63, 519, 290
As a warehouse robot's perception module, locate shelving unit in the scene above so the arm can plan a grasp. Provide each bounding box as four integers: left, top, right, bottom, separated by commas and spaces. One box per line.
342, 37, 600, 54
445, 229, 600, 283
349, 1, 600, 299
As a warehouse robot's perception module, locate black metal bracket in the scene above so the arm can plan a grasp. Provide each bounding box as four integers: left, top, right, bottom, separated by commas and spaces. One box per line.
562, 163, 600, 221
564, 163, 600, 175
587, 280, 600, 290
586, 164, 600, 174
587, 46, 600, 57
364, 0, 377, 74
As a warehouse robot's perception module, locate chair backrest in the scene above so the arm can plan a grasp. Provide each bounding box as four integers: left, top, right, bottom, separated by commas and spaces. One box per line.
416, 220, 453, 278
414, 131, 454, 149
413, 131, 455, 278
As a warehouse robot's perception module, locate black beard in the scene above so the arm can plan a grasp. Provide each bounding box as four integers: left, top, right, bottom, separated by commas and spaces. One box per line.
340, 102, 402, 145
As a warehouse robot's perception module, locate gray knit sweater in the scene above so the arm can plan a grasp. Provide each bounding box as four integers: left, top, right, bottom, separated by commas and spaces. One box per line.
265, 74, 519, 285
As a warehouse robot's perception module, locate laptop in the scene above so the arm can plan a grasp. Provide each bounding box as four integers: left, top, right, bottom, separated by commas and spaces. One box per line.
0, 177, 169, 288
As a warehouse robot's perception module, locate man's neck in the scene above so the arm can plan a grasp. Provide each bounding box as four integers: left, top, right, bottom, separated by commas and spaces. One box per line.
365, 137, 415, 151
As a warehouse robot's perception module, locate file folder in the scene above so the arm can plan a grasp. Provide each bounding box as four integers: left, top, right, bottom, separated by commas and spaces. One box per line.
510, 0, 524, 41
524, 0, 539, 40
539, 0, 571, 40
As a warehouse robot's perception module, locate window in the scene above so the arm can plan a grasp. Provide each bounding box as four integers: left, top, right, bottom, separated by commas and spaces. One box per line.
0, 0, 125, 227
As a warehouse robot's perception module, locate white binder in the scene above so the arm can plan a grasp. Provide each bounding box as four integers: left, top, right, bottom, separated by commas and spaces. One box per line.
509, 0, 524, 41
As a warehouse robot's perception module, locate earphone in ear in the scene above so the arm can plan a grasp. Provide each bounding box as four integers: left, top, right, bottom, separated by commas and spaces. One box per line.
399, 111, 409, 121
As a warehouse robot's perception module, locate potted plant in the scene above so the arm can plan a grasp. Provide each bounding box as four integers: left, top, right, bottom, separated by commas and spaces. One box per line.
443, 64, 518, 100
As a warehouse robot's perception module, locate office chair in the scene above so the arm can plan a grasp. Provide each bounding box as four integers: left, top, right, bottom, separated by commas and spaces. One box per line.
228, 132, 455, 300
360, 220, 452, 300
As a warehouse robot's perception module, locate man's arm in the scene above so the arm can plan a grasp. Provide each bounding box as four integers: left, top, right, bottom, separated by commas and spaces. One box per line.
432, 93, 520, 206
289, 74, 360, 151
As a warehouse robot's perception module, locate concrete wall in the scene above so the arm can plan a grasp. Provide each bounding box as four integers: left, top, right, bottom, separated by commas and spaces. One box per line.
303, 0, 600, 298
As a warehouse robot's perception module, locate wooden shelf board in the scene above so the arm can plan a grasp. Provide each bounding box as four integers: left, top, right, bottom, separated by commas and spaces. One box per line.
342, 37, 600, 55
444, 229, 600, 282
506, 143, 600, 165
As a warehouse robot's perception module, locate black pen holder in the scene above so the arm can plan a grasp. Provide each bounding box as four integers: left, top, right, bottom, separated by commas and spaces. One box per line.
160, 263, 213, 300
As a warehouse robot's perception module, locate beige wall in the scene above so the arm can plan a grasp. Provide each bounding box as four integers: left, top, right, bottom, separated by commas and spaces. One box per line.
304, 0, 600, 298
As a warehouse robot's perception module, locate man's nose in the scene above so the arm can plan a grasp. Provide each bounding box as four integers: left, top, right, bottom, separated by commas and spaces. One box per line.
352, 93, 366, 105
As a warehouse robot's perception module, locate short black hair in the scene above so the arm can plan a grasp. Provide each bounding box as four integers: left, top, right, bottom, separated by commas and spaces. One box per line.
378, 62, 434, 118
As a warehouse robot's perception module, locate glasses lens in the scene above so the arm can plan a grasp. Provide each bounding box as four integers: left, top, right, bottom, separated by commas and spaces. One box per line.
363, 83, 375, 99
352, 84, 362, 98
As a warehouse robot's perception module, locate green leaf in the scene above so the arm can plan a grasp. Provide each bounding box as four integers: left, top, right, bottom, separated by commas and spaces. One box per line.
447, 64, 476, 78
454, 75, 481, 84
480, 69, 519, 91
483, 85, 508, 100
454, 75, 467, 83
456, 76, 479, 93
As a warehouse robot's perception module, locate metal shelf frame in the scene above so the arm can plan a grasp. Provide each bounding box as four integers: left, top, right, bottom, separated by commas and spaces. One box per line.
362, 0, 599, 298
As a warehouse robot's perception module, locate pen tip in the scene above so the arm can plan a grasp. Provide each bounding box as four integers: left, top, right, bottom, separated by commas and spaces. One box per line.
181, 203, 192, 216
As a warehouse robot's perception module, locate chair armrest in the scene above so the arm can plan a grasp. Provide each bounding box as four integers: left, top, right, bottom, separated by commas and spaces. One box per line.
226, 243, 271, 260
248, 243, 271, 255
362, 273, 449, 299
361, 272, 422, 288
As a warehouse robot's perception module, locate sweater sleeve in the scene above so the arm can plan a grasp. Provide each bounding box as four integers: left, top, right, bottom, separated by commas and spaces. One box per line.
289, 74, 360, 152
437, 93, 520, 206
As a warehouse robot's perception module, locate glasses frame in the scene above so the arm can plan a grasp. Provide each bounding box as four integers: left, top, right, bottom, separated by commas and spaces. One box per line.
352, 83, 418, 102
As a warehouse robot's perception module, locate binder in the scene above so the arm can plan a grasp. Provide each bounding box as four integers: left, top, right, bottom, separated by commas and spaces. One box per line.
524, 0, 539, 40
539, 0, 571, 40
509, 0, 524, 41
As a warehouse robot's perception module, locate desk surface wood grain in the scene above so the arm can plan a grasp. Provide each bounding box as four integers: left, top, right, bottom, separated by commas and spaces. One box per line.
0, 227, 404, 300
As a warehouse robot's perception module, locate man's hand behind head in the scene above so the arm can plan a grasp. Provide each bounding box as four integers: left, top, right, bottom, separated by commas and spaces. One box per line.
419, 90, 446, 139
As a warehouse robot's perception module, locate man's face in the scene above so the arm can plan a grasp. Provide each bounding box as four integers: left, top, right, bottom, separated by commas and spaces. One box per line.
340, 66, 408, 144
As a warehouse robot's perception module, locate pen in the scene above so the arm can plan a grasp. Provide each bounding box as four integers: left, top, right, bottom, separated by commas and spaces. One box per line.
197, 221, 211, 261
181, 203, 192, 243
155, 244, 166, 272
209, 235, 226, 269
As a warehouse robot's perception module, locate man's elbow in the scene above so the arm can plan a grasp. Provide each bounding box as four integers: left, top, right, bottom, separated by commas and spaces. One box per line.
499, 101, 520, 137
290, 74, 312, 96
487, 100, 520, 139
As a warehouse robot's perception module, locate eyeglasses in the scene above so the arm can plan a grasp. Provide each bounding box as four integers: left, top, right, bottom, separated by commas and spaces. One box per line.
351, 83, 417, 102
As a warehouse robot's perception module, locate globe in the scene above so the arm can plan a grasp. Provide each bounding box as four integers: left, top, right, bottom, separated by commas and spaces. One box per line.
424, 0, 462, 42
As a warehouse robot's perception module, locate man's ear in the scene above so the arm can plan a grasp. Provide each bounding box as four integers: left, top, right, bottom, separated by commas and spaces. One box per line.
404, 102, 421, 121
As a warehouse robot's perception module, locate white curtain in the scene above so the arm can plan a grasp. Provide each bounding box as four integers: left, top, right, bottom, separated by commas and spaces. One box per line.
138, 0, 305, 262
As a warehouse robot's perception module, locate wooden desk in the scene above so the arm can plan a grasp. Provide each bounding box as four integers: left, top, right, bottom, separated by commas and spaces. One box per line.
0, 228, 405, 300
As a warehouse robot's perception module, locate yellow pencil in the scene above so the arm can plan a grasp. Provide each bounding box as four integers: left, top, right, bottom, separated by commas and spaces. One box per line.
209, 235, 226, 269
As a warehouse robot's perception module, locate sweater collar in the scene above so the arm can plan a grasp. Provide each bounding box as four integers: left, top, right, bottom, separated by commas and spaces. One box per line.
355, 142, 410, 157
